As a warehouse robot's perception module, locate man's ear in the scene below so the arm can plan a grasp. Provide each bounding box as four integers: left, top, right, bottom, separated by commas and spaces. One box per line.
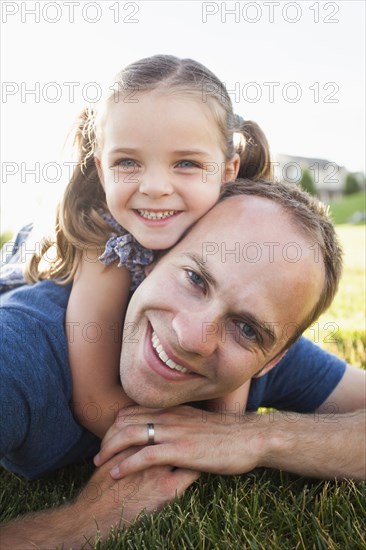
253, 350, 288, 378
223, 153, 240, 184
94, 156, 105, 189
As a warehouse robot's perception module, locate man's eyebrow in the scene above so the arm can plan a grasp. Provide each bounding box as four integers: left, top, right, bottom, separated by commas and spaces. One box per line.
181, 253, 277, 349
240, 314, 277, 350
181, 253, 217, 288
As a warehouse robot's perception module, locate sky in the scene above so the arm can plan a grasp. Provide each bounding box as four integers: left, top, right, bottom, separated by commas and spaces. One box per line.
1, 0, 365, 231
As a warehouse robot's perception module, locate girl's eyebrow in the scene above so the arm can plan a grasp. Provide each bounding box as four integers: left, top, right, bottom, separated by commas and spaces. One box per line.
172, 150, 211, 156
108, 147, 139, 156
108, 148, 212, 157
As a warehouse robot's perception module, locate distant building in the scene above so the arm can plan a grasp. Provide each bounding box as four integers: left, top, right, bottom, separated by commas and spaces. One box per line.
273, 153, 347, 202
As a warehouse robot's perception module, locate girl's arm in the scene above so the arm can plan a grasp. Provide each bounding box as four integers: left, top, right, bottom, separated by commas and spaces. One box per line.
67, 250, 134, 438
205, 381, 251, 416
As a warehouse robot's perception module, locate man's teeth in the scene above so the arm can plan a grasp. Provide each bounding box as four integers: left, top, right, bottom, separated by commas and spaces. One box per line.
151, 331, 190, 374
138, 210, 177, 220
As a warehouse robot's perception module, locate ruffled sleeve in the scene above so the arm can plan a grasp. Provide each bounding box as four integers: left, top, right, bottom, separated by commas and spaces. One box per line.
0, 223, 34, 293
98, 211, 154, 291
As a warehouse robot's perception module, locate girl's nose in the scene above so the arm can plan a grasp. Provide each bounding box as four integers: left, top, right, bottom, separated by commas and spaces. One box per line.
139, 171, 174, 198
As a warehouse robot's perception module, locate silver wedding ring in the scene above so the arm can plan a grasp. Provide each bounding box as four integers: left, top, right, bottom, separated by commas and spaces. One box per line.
147, 423, 155, 445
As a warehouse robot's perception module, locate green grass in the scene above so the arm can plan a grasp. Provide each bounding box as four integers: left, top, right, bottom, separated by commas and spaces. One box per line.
1, 226, 365, 549
304, 226, 365, 359
329, 192, 366, 224
0, 230, 13, 250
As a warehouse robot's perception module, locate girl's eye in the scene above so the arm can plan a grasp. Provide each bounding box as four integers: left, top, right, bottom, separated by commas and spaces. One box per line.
116, 159, 138, 169
236, 321, 257, 341
176, 160, 200, 169
186, 269, 206, 291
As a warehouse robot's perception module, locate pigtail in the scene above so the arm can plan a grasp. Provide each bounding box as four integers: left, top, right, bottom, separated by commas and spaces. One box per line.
233, 116, 273, 181
25, 107, 110, 284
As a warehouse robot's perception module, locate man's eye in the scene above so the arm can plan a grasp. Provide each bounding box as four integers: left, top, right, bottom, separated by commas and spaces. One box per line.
236, 321, 257, 341
186, 269, 206, 291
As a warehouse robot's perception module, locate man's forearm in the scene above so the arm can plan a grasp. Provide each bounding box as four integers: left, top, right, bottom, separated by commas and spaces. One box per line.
0, 450, 199, 550
259, 409, 366, 480
0, 500, 104, 550
0, 480, 129, 550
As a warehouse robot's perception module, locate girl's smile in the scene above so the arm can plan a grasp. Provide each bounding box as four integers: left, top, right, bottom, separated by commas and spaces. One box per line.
134, 208, 182, 224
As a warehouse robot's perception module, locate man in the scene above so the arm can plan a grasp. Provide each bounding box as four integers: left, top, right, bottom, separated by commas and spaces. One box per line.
1, 180, 365, 548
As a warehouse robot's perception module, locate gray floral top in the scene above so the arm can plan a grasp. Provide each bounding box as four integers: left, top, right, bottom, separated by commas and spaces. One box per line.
98, 211, 154, 291
0, 213, 154, 293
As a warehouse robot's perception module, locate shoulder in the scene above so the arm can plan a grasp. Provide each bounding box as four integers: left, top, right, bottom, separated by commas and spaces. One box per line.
248, 337, 347, 413
1, 280, 71, 316
1, 281, 71, 361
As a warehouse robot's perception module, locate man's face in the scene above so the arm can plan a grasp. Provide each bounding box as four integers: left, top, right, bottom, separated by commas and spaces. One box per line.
120, 195, 324, 408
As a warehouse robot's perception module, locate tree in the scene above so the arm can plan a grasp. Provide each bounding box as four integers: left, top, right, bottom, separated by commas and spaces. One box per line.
344, 173, 361, 195
300, 168, 316, 196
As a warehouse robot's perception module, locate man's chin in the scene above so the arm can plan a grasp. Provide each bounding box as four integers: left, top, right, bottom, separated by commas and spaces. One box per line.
127, 395, 180, 409
122, 386, 181, 409
121, 374, 191, 409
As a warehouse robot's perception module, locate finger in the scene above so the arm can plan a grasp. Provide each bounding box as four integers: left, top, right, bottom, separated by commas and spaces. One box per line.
87, 447, 142, 490
114, 405, 167, 427
109, 444, 178, 479
95, 423, 159, 466
168, 468, 201, 496
101, 405, 142, 447
101, 406, 167, 448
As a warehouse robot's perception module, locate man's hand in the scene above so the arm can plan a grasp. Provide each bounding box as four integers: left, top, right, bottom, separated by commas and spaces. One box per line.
0, 448, 200, 549
94, 405, 366, 482
94, 405, 264, 478
77, 446, 199, 526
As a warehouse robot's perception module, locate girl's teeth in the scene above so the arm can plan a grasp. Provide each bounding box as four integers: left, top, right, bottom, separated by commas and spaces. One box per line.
138, 210, 176, 220
151, 330, 190, 374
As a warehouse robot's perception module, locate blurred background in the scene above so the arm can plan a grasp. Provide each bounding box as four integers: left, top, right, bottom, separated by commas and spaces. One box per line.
1, 0, 365, 234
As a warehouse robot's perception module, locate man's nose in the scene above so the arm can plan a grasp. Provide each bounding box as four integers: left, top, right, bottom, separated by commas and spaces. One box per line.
171, 307, 221, 357
138, 169, 174, 198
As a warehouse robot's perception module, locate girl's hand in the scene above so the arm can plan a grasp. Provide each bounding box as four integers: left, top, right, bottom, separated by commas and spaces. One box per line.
93, 405, 264, 479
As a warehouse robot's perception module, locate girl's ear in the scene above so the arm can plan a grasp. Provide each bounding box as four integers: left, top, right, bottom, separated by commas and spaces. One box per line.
223, 153, 240, 184
253, 350, 288, 378
94, 157, 105, 189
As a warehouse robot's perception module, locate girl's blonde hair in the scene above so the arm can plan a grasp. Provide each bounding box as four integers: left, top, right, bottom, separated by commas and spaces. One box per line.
26, 54, 272, 284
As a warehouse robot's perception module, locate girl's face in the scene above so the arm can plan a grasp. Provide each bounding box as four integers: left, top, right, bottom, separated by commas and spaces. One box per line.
95, 91, 239, 250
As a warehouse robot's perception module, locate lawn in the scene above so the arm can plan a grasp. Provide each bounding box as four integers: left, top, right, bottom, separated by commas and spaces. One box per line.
0, 226, 365, 550
329, 192, 366, 225
304, 225, 365, 362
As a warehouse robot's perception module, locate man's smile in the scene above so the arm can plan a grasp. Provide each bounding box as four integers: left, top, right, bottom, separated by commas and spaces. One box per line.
152, 330, 191, 373
143, 323, 199, 382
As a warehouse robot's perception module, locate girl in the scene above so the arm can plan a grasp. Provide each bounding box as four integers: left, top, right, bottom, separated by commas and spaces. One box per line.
25, 55, 272, 438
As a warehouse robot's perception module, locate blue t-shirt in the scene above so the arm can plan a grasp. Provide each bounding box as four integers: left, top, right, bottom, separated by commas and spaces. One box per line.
0, 281, 346, 479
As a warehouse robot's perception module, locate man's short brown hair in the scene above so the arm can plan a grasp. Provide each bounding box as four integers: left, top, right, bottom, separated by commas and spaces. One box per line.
219, 179, 343, 345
